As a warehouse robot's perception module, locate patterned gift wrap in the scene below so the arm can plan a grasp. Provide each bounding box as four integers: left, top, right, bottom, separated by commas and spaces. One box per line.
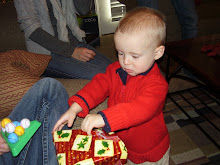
53, 129, 127, 165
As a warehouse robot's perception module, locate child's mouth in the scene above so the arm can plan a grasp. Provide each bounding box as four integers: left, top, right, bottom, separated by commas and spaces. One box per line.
125, 69, 133, 73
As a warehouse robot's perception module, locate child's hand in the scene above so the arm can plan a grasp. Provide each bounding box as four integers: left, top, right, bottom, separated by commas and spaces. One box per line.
81, 114, 105, 135
52, 102, 82, 132
0, 124, 10, 155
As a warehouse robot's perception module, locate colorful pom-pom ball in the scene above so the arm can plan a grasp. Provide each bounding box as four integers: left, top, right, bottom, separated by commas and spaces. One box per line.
13, 121, 21, 127
1, 127, 5, 133
5, 122, 15, 133
14, 126, 25, 136
1, 118, 11, 128
20, 118, 30, 129
8, 133, 19, 144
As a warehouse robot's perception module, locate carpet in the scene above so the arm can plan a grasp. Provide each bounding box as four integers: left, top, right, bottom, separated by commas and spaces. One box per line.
163, 86, 220, 165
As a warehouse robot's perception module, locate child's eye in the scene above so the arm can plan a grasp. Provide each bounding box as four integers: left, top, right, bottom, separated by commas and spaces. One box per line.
132, 55, 139, 59
118, 52, 124, 56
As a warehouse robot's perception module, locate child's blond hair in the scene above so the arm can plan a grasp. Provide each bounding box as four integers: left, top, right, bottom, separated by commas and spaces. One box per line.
115, 7, 166, 47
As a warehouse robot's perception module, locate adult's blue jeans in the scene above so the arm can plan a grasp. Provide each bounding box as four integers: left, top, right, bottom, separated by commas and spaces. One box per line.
171, 0, 198, 39
0, 78, 69, 165
136, 0, 198, 40
43, 42, 113, 80
136, 0, 158, 9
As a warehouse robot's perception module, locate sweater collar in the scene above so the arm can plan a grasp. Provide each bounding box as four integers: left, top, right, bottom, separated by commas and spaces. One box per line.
116, 62, 155, 85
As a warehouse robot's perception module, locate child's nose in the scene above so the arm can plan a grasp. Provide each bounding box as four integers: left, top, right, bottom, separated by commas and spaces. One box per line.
124, 56, 130, 65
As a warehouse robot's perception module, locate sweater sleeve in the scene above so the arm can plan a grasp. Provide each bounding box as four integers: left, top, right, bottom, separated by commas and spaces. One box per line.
14, 0, 77, 57
30, 28, 75, 57
68, 63, 117, 117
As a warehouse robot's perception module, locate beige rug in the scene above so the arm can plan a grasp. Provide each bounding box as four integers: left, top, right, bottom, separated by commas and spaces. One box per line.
164, 80, 220, 165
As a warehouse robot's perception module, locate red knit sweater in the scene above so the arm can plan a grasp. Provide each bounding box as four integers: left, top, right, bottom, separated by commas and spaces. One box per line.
68, 61, 169, 163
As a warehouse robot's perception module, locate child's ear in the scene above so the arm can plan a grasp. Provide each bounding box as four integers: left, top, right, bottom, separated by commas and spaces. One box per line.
154, 45, 165, 60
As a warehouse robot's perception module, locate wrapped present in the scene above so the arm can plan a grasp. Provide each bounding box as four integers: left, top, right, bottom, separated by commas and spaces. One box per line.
53, 129, 127, 165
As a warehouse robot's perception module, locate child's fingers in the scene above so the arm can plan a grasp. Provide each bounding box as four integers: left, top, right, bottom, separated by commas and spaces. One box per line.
86, 124, 93, 135
81, 116, 93, 135
53, 119, 67, 132
67, 117, 75, 128
81, 117, 89, 133
58, 121, 68, 131
81, 119, 86, 132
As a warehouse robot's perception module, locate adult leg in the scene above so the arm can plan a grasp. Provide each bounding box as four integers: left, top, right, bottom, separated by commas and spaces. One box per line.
0, 78, 69, 165
43, 43, 112, 80
171, 0, 198, 39
136, 0, 158, 10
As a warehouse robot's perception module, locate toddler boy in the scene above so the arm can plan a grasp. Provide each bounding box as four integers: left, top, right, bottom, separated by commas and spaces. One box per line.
53, 7, 169, 164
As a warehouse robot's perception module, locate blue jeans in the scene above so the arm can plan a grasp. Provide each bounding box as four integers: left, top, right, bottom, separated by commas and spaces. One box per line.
136, 0, 158, 9
43, 42, 112, 80
0, 78, 69, 165
171, 0, 198, 39
136, 0, 198, 40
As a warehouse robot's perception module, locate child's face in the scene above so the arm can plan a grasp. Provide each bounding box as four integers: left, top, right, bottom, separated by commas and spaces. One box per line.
114, 30, 164, 76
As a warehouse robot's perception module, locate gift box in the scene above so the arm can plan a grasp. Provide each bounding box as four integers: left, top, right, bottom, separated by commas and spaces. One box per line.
53, 129, 127, 165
